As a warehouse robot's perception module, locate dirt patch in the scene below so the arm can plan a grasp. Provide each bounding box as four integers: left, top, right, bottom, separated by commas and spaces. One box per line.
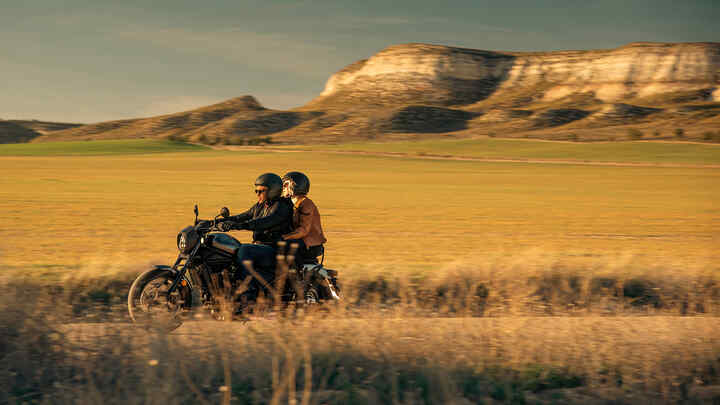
589, 103, 662, 124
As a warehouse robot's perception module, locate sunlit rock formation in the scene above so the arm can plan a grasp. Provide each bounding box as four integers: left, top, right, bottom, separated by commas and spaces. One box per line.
313, 42, 720, 107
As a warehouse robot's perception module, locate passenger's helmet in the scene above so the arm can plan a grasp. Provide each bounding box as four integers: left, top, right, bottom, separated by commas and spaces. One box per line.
254, 173, 283, 200
282, 171, 310, 196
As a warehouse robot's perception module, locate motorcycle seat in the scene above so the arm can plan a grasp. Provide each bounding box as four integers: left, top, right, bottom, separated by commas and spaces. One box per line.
300, 264, 338, 278
301, 263, 322, 272
300, 256, 319, 265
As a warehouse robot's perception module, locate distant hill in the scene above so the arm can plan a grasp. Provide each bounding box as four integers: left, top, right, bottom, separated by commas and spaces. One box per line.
17, 42, 720, 144
32, 96, 278, 144
0, 120, 83, 143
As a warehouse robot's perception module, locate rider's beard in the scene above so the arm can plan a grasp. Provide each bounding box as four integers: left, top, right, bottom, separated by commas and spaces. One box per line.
258, 194, 267, 204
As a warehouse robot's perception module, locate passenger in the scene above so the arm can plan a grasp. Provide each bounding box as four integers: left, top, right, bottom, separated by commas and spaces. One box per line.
220, 173, 293, 279
280, 171, 327, 264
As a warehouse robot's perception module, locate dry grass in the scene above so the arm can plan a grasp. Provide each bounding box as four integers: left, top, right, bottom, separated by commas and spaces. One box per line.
2, 256, 718, 404
1, 149, 718, 280
2, 273, 719, 404
4, 249, 719, 324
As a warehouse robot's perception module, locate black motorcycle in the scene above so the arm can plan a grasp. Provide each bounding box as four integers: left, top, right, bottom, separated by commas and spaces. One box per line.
127, 205, 340, 331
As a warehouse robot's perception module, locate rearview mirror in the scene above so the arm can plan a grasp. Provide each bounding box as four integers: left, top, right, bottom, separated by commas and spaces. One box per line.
220, 207, 230, 218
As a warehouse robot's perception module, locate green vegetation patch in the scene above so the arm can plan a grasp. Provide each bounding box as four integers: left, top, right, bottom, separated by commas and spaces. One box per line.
0, 139, 209, 156
299, 138, 720, 165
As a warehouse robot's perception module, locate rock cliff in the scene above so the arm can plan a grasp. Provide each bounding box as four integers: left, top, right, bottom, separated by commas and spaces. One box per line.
312, 42, 720, 107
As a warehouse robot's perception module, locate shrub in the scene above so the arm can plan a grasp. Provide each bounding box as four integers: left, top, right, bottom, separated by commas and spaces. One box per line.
220, 136, 273, 146
197, 134, 210, 144
702, 131, 720, 142
567, 133, 578, 142
223, 135, 245, 145
627, 128, 643, 140
653, 130, 661, 137
167, 133, 186, 142
674, 128, 685, 138
247, 136, 273, 146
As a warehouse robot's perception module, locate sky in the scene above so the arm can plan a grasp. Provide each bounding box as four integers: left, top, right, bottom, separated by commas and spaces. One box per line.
2, 0, 718, 123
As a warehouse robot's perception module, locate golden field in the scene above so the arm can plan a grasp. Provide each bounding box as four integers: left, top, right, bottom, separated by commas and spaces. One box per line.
1, 140, 719, 404
1, 143, 718, 278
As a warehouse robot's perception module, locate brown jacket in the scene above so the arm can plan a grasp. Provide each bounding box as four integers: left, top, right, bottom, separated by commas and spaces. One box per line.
282, 196, 327, 247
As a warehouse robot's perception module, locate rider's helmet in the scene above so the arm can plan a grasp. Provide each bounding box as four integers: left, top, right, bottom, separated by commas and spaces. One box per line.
281, 171, 310, 197
254, 173, 283, 200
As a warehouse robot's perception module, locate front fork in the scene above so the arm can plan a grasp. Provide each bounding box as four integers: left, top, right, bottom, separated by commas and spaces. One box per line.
167, 243, 201, 296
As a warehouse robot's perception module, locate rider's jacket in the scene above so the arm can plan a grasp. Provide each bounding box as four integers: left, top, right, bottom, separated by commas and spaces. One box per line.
229, 197, 293, 246
282, 196, 327, 248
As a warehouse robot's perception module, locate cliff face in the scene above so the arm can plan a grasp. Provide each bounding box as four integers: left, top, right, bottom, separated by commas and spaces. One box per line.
313, 42, 720, 107
318, 45, 516, 106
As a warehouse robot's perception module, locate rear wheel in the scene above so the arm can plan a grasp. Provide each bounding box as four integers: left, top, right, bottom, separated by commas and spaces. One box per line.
305, 286, 320, 305
128, 268, 191, 332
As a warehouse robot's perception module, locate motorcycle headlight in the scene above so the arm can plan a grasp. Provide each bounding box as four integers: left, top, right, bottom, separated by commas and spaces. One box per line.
178, 234, 187, 252
177, 226, 199, 254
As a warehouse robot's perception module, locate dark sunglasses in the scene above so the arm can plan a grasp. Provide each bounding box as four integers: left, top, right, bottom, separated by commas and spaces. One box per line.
254, 188, 268, 194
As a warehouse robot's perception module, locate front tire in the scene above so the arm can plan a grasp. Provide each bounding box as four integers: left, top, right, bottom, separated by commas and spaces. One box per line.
128, 268, 192, 332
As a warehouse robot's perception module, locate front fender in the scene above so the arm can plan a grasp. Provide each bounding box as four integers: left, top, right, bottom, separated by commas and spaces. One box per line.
152, 264, 178, 274
129, 266, 194, 311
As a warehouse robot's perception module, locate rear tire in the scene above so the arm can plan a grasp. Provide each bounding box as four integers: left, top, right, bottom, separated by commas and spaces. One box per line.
305, 286, 320, 305
128, 268, 192, 332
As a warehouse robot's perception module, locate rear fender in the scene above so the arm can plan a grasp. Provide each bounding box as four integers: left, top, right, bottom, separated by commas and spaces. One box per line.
308, 266, 341, 301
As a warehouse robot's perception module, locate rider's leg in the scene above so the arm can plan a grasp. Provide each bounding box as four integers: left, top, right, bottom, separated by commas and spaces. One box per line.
282, 239, 307, 265
235, 244, 277, 282
306, 244, 324, 264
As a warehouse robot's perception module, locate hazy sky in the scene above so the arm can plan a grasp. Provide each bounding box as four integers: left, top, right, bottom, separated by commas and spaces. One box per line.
2, 0, 718, 123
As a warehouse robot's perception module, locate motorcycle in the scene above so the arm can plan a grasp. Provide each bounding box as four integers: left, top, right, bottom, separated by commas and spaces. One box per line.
127, 205, 341, 331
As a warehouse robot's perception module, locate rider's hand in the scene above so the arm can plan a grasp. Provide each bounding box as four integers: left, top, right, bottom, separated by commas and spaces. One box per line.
218, 221, 235, 232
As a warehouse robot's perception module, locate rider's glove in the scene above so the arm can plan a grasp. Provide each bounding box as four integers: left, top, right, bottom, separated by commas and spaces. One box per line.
219, 221, 250, 231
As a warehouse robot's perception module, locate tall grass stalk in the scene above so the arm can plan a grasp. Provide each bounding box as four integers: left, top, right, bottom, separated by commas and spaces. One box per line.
2, 253, 719, 403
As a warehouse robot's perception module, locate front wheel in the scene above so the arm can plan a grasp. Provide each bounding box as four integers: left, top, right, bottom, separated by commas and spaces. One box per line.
128, 268, 192, 332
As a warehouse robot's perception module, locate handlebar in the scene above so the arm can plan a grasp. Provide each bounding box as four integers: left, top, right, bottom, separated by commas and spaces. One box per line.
193, 207, 233, 234
195, 214, 231, 233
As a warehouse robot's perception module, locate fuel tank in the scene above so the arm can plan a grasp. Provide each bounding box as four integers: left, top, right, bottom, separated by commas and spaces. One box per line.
209, 233, 242, 255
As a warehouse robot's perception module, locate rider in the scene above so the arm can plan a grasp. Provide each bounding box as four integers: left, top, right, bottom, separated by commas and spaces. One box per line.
220, 173, 293, 279
280, 171, 327, 264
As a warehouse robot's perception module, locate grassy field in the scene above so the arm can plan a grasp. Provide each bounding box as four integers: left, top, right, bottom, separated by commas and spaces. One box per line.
0, 139, 208, 156
1, 141, 717, 278
282, 138, 720, 165
1, 140, 719, 403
